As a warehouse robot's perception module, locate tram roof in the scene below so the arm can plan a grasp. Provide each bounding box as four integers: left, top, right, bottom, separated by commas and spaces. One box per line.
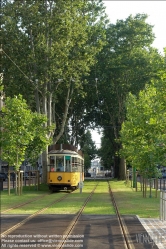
48, 149, 80, 156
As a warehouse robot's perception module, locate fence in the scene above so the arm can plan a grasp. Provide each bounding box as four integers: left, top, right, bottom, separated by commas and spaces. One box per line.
1, 171, 42, 191
147, 178, 166, 191
158, 179, 166, 191
128, 173, 166, 191
160, 191, 166, 221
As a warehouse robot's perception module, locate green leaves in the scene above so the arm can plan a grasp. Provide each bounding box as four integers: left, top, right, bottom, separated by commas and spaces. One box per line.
120, 77, 166, 176
2, 0, 107, 97
87, 13, 165, 178
80, 130, 97, 171
1, 0, 107, 147
0, 95, 52, 170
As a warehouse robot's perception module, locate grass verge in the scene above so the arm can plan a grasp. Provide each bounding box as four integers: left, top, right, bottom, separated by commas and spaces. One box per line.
110, 180, 160, 218
0, 180, 160, 218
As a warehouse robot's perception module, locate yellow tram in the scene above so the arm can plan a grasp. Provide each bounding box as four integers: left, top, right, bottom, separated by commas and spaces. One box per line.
47, 144, 84, 191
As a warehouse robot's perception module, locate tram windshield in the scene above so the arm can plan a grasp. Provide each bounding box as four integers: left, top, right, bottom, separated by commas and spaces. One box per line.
48, 155, 71, 172
48, 154, 83, 173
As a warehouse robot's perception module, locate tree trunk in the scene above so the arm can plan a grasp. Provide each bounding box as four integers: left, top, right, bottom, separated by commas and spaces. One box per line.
114, 155, 119, 178
54, 82, 73, 144
42, 146, 48, 184
119, 157, 126, 180
35, 88, 40, 113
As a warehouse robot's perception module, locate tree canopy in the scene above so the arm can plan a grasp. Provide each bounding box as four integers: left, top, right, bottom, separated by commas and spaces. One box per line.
2, 0, 107, 125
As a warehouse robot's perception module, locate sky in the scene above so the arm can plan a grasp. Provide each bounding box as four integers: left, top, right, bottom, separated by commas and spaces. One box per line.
103, 1, 166, 54
91, 0, 166, 147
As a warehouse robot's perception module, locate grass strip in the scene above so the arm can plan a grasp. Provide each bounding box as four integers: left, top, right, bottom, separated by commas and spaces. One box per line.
83, 181, 115, 214
110, 180, 160, 218
0, 180, 160, 218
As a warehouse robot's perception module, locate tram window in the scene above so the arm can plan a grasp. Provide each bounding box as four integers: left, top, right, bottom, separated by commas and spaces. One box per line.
65, 158, 71, 172
72, 157, 78, 172
49, 156, 55, 172
50, 156, 55, 165
56, 156, 64, 172
78, 166, 82, 172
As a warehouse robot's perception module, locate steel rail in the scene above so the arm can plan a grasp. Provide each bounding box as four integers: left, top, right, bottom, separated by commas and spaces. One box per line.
0, 193, 70, 237
1, 193, 52, 214
56, 183, 99, 249
108, 181, 135, 249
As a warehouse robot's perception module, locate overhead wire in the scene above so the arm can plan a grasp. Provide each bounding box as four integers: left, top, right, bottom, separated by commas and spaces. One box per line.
2, 48, 36, 88
1, 48, 47, 98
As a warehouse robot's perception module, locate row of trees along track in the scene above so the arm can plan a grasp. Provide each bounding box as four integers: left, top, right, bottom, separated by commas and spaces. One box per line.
1, 0, 166, 181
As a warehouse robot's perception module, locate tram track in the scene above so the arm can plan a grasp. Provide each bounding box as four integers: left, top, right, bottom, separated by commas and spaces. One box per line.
0, 183, 99, 249
55, 181, 135, 249
55, 183, 99, 249
1, 193, 52, 214
108, 181, 135, 249
0, 183, 99, 239
0, 192, 70, 237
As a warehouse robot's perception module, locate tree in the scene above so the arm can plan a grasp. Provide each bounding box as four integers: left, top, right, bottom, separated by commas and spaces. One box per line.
97, 133, 114, 170
2, 0, 107, 123
120, 77, 166, 177
87, 14, 164, 179
0, 95, 51, 170
25, 113, 53, 167
80, 130, 97, 171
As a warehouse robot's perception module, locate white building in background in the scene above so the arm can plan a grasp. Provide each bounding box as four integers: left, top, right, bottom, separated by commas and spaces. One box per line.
90, 159, 104, 175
